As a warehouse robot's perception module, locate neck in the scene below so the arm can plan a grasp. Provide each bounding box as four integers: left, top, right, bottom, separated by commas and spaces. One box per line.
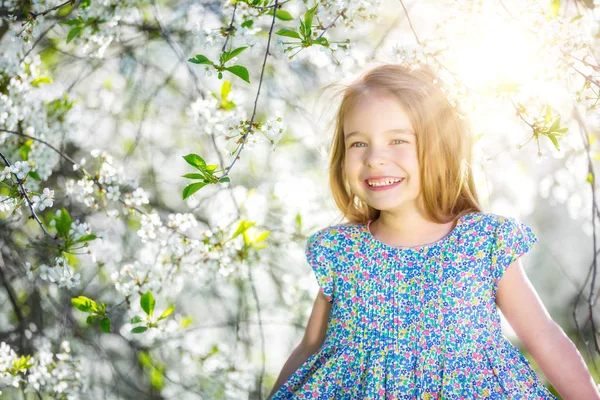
371, 210, 458, 248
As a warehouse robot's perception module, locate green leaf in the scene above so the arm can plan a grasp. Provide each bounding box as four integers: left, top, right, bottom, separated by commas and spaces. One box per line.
548, 116, 561, 133
150, 367, 164, 390
231, 220, 255, 240
587, 172, 594, 184
275, 9, 293, 21
182, 182, 208, 200
544, 105, 552, 124
67, 27, 83, 44
182, 154, 206, 170
61, 18, 83, 27
86, 315, 94, 324
226, 65, 250, 83
254, 231, 270, 243
74, 234, 97, 243
312, 37, 329, 47
131, 315, 143, 324
140, 291, 155, 317
131, 326, 148, 334
221, 80, 231, 102
304, 5, 318, 37
295, 213, 302, 230
222, 46, 248, 64
547, 133, 560, 151
180, 316, 193, 328
27, 170, 41, 181
157, 305, 175, 321
550, 0, 560, 17
218, 176, 230, 183
31, 76, 53, 87
570, 14, 583, 23
275, 29, 301, 39
299, 19, 307, 38
188, 54, 213, 65
181, 173, 206, 180
138, 351, 152, 366
20, 140, 32, 161
100, 317, 111, 333
241, 20, 253, 29
72, 296, 98, 312
56, 207, 72, 238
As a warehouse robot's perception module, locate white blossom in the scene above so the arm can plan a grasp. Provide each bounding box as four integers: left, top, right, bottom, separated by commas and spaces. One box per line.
0, 167, 10, 182
10, 161, 30, 180
31, 187, 54, 211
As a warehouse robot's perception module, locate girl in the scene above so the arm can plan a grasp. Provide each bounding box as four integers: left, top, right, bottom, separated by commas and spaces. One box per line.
267, 64, 600, 399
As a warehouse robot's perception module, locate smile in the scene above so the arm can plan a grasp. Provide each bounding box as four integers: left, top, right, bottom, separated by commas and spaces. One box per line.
364, 178, 405, 191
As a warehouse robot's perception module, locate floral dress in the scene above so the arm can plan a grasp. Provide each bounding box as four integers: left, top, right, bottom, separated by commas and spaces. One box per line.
270, 212, 559, 399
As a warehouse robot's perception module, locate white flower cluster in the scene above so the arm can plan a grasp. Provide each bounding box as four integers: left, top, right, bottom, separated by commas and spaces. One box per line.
0, 196, 17, 213
0, 49, 67, 185
57, 0, 146, 58
167, 213, 198, 232
63, 149, 149, 210
177, 341, 255, 398
65, 177, 96, 208
28, 257, 81, 289
221, 112, 287, 155
69, 219, 92, 241
391, 43, 428, 70
210, 2, 264, 48
0, 342, 20, 391
124, 187, 150, 208
111, 261, 143, 297
187, 95, 247, 137
32, 187, 54, 211
259, 112, 286, 152
138, 211, 164, 243
0, 339, 85, 398
317, 0, 382, 29
6, 160, 31, 180
0, 166, 11, 181
111, 232, 198, 299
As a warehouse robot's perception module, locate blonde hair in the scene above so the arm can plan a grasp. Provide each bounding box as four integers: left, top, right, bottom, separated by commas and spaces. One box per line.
323, 63, 482, 225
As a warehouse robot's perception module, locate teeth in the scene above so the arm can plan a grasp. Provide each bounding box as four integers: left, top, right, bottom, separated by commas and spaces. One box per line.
367, 178, 403, 187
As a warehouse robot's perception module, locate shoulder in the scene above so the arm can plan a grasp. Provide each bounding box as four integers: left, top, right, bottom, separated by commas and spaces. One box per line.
306, 222, 361, 251
461, 212, 537, 247
461, 211, 523, 232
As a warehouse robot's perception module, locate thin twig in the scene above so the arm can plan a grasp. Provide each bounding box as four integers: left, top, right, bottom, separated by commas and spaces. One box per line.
222, 0, 277, 180
0, 151, 57, 241
222, 2, 238, 53
398, 0, 420, 45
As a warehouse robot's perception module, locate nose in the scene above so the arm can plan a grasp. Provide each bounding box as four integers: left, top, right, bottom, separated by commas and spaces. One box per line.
365, 146, 387, 168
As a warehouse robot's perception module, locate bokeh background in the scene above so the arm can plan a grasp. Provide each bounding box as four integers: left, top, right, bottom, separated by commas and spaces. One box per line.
0, 0, 600, 398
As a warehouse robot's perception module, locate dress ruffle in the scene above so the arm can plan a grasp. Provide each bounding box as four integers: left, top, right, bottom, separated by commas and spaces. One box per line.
271, 336, 557, 399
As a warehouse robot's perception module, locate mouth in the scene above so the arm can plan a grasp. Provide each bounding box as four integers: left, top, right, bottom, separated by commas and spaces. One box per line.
364, 177, 405, 190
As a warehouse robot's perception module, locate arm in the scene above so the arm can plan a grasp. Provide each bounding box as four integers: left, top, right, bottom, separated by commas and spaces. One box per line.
267, 289, 332, 399
496, 259, 600, 400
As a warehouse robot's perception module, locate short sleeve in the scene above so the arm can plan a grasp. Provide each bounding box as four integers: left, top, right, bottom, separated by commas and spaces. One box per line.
305, 228, 336, 303
490, 216, 538, 296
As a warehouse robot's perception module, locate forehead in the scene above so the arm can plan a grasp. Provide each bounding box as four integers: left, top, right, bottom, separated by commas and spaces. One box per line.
343, 91, 414, 138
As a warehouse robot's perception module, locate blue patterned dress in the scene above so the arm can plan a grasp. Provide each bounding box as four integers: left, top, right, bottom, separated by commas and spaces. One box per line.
270, 212, 559, 399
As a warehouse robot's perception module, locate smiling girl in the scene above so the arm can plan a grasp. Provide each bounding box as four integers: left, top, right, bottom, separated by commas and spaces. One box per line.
267, 64, 599, 399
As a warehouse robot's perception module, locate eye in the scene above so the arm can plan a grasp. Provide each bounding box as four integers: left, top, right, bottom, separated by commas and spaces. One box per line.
349, 140, 407, 148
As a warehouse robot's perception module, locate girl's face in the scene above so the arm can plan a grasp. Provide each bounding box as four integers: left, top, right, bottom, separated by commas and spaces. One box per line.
342, 90, 422, 215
